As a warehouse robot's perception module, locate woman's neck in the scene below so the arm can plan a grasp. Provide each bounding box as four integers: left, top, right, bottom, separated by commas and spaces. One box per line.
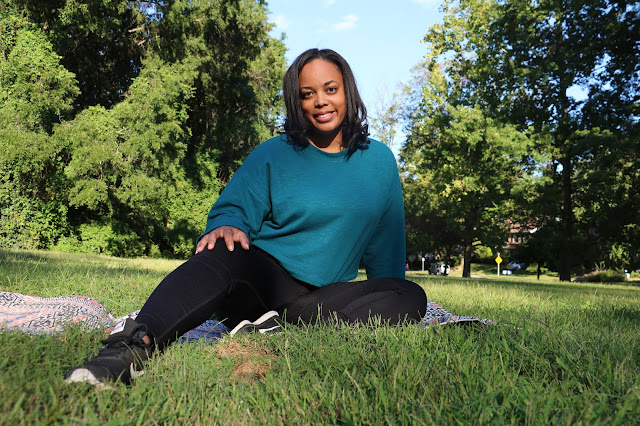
308, 130, 344, 153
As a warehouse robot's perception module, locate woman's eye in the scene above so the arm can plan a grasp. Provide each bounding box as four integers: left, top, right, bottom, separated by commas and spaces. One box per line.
327, 87, 338, 93
301, 91, 313, 98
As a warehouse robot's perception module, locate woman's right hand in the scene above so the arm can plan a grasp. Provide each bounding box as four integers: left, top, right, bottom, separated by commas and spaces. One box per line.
195, 226, 250, 254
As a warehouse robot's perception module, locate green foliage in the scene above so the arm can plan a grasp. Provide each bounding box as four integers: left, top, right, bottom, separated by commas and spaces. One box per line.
60, 56, 196, 208
53, 222, 147, 257
573, 130, 640, 272
400, 66, 533, 276
472, 245, 494, 264
154, 0, 286, 178
0, 0, 286, 257
0, 10, 79, 133
574, 270, 627, 284
608, 242, 633, 272
15, 0, 148, 109
413, 0, 640, 280
0, 13, 76, 249
55, 56, 211, 257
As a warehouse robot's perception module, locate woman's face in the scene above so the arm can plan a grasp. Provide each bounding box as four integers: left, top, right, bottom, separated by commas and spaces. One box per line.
298, 59, 347, 144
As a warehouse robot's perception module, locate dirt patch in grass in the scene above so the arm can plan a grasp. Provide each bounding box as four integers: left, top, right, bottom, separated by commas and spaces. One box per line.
231, 359, 270, 380
216, 340, 279, 382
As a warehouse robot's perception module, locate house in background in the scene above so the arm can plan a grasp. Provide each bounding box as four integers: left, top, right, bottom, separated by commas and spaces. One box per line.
503, 222, 538, 257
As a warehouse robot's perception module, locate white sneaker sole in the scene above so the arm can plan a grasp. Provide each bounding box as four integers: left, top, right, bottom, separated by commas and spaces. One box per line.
65, 368, 105, 387
229, 311, 280, 335
65, 363, 144, 387
258, 325, 280, 334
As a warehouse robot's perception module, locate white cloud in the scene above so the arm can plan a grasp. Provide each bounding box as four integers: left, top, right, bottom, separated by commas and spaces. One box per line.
332, 14, 358, 32
326, 0, 338, 5
272, 14, 290, 30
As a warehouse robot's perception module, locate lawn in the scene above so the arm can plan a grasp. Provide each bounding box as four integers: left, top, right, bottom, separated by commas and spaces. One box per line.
1, 248, 639, 424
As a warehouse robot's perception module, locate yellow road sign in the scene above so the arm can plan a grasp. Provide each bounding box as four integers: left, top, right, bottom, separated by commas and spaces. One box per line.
495, 256, 503, 264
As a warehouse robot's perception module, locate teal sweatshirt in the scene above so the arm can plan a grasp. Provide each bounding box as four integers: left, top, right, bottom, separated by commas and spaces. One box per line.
200, 134, 406, 287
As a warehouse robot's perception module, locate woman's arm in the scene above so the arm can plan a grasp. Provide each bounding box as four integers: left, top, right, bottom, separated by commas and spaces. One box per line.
362, 168, 407, 279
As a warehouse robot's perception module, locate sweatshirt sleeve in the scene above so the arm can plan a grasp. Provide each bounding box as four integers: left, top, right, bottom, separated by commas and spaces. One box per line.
197, 149, 271, 244
362, 163, 407, 280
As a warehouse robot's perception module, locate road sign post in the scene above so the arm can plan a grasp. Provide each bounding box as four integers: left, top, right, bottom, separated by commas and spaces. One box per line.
495, 253, 503, 276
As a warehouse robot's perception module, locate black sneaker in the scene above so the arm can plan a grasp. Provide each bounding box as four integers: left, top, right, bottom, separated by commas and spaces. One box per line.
65, 318, 152, 386
229, 311, 282, 335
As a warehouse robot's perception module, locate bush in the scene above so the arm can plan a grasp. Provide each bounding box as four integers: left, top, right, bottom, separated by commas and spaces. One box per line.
472, 245, 495, 264
53, 223, 145, 257
574, 270, 626, 283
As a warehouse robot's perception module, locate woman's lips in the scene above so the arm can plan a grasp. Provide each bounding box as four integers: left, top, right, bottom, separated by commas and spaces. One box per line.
314, 111, 335, 123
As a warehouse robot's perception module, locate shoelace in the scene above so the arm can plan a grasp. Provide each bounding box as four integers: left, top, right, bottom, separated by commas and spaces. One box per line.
101, 325, 146, 349
97, 336, 150, 361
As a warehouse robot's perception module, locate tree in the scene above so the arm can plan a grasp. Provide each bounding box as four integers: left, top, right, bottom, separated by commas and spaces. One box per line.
55, 55, 197, 256
402, 103, 531, 277
422, 0, 639, 280
573, 130, 640, 272
400, 65, 533, 277
0, 0, 286, 257
153, 0, 286, 179
8, 0, 286, 178
0, 8, 79, 248
0, 9, 79, 132
13, 0, 148, 109
369, 86, 403, 149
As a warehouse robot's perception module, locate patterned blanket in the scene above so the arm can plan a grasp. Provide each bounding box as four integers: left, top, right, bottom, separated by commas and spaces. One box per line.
0, 292, 494, 342
0, 292, 115, 334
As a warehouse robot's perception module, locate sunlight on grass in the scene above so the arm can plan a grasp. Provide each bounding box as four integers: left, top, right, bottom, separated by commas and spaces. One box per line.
1, 249, 639, 423
0, 248, 182, 315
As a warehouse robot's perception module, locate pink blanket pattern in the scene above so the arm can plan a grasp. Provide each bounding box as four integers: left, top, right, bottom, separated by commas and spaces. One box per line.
0, 292, 115, 334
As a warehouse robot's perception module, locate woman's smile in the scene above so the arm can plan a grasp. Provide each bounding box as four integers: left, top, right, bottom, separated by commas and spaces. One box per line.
314, 111, 336, 122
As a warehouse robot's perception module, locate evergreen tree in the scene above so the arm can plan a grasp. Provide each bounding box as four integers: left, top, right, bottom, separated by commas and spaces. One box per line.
0, 8, 79, 248
0, 0, 286, 257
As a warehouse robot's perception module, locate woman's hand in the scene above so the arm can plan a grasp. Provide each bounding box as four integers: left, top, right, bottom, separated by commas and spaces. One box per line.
195, 226, 250, 254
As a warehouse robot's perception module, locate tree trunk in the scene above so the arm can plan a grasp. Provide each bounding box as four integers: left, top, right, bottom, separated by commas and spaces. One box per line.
555, 8, 573, 282
463, 241, 472, 278
559, 151, 573, 281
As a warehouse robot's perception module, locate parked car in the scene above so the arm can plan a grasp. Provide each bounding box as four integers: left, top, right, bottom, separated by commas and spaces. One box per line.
506, 261, 528, 271
429, 263, 450, 276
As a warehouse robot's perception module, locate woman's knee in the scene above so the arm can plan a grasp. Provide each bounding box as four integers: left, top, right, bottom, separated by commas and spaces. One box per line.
366, 278, 427, 322
191, 241, 244, 262
382, 278, 427, 299
404, 279, 427, 299
398, 279, 427, 319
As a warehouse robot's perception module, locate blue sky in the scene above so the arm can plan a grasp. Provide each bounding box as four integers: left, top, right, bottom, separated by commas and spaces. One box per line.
266, 0, 444, 135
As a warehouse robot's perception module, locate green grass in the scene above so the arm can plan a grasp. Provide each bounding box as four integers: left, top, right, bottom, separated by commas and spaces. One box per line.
457, 262, 561, 282
1, 248, 639, 424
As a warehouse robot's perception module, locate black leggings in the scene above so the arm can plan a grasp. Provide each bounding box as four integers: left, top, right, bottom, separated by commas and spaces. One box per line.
135, 244, 427, 350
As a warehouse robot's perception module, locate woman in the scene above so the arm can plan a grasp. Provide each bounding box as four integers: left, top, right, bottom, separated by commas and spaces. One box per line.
65, 48, 427, 386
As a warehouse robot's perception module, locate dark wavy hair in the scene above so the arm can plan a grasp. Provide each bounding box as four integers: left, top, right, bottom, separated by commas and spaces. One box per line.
282, 49, 369, 156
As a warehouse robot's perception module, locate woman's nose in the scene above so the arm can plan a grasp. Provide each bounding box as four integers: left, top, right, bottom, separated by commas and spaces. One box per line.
314, 93, 327, 107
